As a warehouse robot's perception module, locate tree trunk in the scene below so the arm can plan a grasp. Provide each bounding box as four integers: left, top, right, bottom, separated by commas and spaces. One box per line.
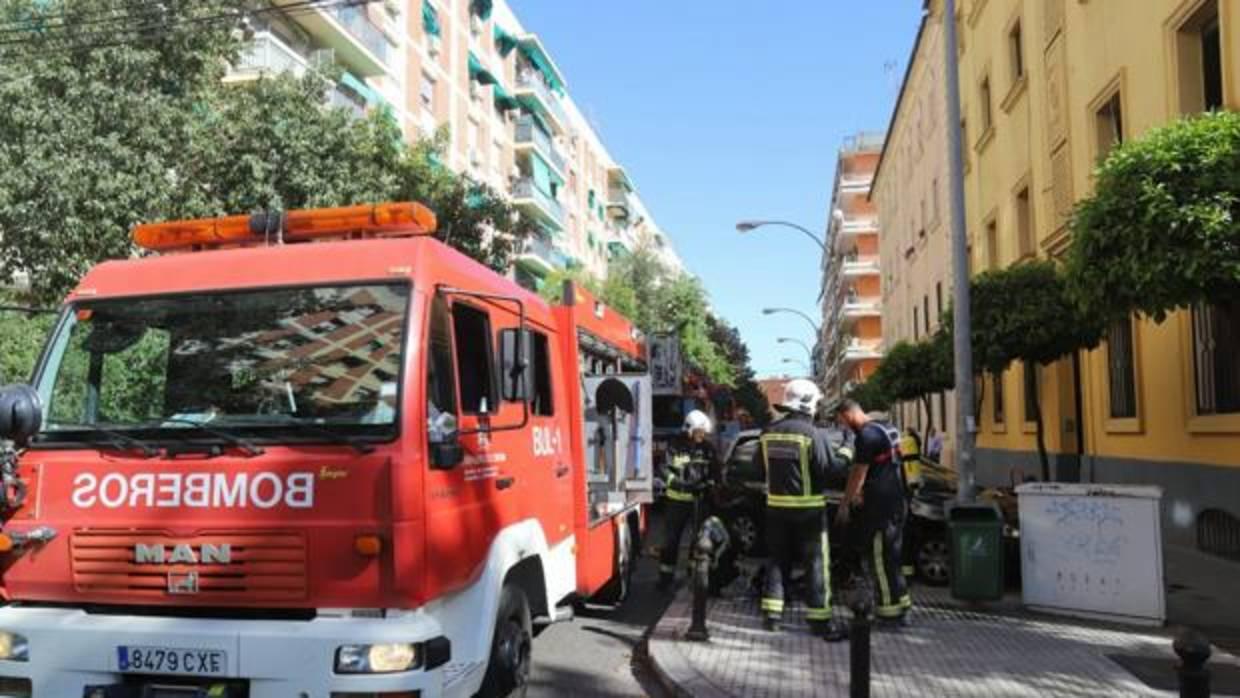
1033, 378, 1050, 482
922, 394, 935, 433
974, 376, 985, 423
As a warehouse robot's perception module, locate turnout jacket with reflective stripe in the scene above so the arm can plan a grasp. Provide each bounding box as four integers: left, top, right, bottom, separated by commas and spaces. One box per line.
753, 413, 840, 508
665, 436, 716, 502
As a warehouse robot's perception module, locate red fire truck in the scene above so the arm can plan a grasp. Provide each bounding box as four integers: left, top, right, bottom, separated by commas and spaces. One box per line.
0, 202, 653, 697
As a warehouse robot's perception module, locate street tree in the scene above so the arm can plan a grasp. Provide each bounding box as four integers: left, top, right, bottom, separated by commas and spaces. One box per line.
1068, 111, 1240, 323
846, 376, 893, 414
707, 315, 771, 426
966, 261, 1104, 480
873, 334, 953, 432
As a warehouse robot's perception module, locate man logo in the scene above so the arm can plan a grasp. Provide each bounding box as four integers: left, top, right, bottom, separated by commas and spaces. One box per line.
134, 543, 232, 565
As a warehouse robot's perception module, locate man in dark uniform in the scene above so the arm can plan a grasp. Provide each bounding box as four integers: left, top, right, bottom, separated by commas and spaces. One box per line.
835, 399, 912, 626
657, 409, 718, 591
754, 379, 848, 641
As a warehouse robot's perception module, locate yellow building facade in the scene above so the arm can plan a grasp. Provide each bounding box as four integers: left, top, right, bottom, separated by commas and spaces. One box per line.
952, 0, 1240, 549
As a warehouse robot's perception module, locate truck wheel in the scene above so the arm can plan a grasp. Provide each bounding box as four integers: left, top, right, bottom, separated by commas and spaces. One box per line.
729, 513, 759, 556
477, 585, 532, 698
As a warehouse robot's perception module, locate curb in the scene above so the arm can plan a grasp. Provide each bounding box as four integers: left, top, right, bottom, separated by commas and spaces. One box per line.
644, 588, 733, 698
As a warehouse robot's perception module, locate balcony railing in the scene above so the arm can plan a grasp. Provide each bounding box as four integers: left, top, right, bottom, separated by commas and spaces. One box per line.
607, 187, 631, 220
839, 173, 874, 191
519, 235, 568, 271
840, 217, 879, 235
331, 3, 389, 65
514, 118, 566, 174
841, 297, 882, 318
233, 32, 309, 77
511, 178, 565, 228
841, 258, 880, 276
515, 69, 568, 131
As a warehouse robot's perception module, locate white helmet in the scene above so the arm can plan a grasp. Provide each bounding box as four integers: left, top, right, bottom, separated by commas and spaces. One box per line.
781, 378, 823, 416
683, 409, 713, 435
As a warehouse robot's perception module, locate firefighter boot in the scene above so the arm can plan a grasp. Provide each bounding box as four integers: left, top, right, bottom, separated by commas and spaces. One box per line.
810, 618, 849, 642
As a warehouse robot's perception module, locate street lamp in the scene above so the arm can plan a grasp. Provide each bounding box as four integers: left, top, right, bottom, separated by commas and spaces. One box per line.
781, 357, 811, 375
762, 307, 820, 335
777, 337, 813, 361
736, 220, 827, 254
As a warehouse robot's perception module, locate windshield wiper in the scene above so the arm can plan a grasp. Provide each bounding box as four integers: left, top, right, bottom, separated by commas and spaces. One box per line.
38, 425, 160, 458
223, 419, 374, 456
156, 417, 265, 457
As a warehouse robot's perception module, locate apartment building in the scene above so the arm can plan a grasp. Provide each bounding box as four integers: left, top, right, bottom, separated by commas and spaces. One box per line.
820, 133, 885, 402
230, 0, 681, 290
872, 9, 957, 463
952, 0, 1239, 549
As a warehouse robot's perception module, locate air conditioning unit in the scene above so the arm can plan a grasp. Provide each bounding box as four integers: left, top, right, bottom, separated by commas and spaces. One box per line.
470, 13, 482, 35
470, 148, 482, 167
469, 81, 481, 100
427, 35, 441, 57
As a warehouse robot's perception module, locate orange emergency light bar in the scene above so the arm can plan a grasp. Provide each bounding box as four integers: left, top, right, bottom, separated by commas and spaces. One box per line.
132, 202, 438, 252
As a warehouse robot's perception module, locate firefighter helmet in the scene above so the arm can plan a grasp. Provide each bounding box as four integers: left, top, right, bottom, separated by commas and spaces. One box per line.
780, 378, 822, 416
683, 409, 713, 435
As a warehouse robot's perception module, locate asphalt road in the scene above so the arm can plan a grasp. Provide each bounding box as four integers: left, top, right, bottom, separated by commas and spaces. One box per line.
527, 529, 673, 697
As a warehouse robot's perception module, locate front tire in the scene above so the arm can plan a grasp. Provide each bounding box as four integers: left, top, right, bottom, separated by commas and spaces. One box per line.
915, 536, 951, 587
477, 585, 532, 698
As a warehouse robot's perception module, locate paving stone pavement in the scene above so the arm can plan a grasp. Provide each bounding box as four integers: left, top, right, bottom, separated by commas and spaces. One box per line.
648, 585, 1240, 697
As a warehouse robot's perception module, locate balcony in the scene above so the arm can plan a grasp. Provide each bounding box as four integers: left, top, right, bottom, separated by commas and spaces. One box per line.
273, 0, 389, 77
328, 84, 368, 119
841, 296, 882, 319
516, 235, 568, 275
606, 187, 632, 221
511, 178, 565, 231
841, 258, 880, 276
842, 340, 884, 362
839, 173, 874, 192
230, 32, 309, 79
514, 69, 568, 134
514, 117, 566, 176
839, 217, 879, 235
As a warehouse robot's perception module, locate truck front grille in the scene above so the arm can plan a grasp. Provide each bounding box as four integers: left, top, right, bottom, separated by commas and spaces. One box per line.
70, 530, 308, 603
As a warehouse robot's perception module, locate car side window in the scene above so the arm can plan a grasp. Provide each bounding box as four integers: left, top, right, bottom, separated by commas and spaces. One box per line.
450, 302, 497, 414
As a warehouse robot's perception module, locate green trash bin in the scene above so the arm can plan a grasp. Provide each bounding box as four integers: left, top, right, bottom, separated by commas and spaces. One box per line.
947, 502, 1004, 601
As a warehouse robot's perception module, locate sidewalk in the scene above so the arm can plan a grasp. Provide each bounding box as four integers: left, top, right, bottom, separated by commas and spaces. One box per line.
648, 581, 1240, 697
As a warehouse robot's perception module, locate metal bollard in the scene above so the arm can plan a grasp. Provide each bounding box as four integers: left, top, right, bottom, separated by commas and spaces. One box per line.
1173, 627, 1212, 698
848, 585, 874, 698
684, 531, 713, 642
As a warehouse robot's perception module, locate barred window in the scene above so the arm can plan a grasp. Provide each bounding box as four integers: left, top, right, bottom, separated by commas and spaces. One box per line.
1193, 300, 1240, 415
1107, 319, 1137, 419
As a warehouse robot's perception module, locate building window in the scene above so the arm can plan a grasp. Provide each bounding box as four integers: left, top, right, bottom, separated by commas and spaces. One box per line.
419, 72, 435, 111
1095, 91, 1124, 159
1009, 19, 1025, 82
931, 178, 940, 225
1175, 1, 1223, 113
1015, 186, 1033, 258
1107, 318, 1138, 419
1193, 299, 1240, 415
980, 76, 993, 133
923, 295, 930, 334
914, 308, 920, 341
993, 373, 1005, 426
985, 219, 999, 270
1023, 362, 1039, 424
936, 282, 944, 321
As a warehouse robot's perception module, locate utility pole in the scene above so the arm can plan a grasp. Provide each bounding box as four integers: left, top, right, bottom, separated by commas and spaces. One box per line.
944, 0, 977, 503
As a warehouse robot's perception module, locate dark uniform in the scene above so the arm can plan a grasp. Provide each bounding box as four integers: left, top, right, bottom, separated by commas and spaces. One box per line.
658, 436, 717, 588
849, 421, 912, 620
753, 412, 845, 632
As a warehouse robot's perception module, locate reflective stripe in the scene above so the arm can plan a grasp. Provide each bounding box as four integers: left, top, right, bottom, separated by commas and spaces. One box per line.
837, 446, 854, 460
761, 432, 816, 501
873, 531, 892, 610
761, 598, 784, 613
666, 490, 695, 502
806, 607, 833, 620
876, 594, 912, 618
766, 495, 826, 508
901, 565, 915, 577
659, 563, 676, 574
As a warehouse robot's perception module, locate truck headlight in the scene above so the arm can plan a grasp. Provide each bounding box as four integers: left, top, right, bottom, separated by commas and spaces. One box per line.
0, 632, 29, 662
335, 642, 419, 674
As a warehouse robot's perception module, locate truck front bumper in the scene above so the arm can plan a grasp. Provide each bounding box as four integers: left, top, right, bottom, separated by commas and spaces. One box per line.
0, 605, 459, 698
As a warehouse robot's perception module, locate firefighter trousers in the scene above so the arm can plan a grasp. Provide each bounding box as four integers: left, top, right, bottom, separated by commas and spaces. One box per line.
856, 504, 911, 619
659, 499, 698, 580
761, 507, 832, 622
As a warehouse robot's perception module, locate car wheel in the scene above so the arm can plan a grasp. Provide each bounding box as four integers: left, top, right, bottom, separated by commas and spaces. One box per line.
477, 585, 532, 698
916, 536, 950, 587
729, 513, 760, 556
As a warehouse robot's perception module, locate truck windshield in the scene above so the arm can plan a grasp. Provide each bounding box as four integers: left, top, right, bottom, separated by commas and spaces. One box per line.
34, 283, 410, 445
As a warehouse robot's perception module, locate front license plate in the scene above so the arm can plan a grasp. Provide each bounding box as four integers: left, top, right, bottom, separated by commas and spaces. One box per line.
116, 645, 228, 676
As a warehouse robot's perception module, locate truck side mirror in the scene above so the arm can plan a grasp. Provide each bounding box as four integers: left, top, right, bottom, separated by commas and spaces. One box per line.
430, 439, 464, 470
0, 385, 42, 447
499, 329, 533, 403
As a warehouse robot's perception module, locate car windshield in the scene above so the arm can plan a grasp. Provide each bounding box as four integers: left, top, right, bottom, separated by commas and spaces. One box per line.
34, 283, 410, 442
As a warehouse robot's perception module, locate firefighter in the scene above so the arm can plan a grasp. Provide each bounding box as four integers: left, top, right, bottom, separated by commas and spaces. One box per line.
754, 379, 848, 641
657, 409, 718, 592
835, 398, 913, 626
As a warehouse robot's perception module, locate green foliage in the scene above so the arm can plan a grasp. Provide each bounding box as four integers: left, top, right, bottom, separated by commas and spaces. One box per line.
847, 378, 892, 414
1068, 111, 1240, 323
874, 338, 953, 404
0, 1, 532, 303
707, 315, 770, 426
0, 308, 54, 386
537, 264, 602, 305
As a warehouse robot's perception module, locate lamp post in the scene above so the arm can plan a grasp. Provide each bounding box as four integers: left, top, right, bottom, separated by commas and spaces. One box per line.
762, 307, 820, 335
781, 357, 811, 376
777, 337, 814, 362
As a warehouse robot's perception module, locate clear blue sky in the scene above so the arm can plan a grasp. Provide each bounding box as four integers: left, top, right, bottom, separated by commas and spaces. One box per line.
510, 1, 923, 377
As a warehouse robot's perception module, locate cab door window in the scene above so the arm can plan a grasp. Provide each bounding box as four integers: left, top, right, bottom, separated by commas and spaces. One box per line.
450, 302, 497, 414
530, 331, 554, 417
427, 295, 459, 443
